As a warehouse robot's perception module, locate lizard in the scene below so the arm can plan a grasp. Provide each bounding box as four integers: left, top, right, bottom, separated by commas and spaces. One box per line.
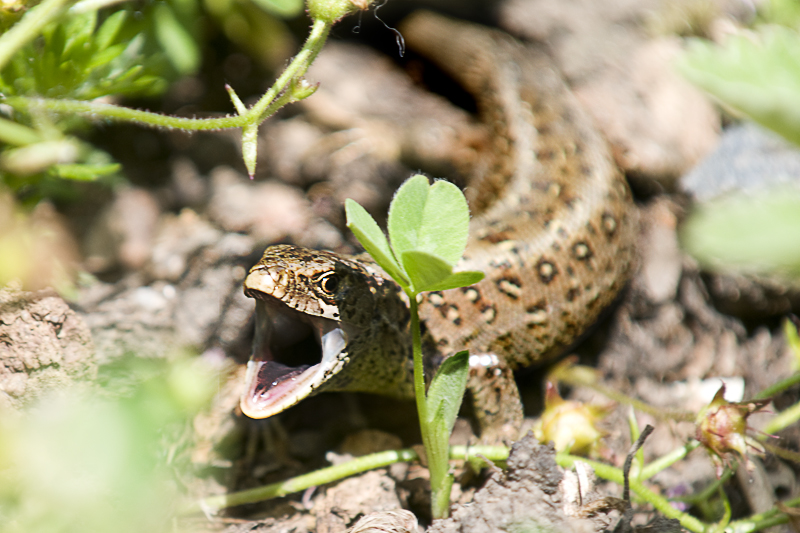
239, 10, 637, 439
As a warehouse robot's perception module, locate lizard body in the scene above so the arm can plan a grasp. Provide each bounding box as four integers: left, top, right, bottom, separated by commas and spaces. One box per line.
240, 11, 637, 436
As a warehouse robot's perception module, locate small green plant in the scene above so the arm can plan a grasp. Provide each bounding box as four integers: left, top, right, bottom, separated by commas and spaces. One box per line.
0, 0, 357, 198
346, 174, 484, 519
0, 354, 218, 533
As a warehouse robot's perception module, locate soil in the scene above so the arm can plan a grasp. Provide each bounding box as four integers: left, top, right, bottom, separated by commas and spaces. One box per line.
3, 0, 800, 532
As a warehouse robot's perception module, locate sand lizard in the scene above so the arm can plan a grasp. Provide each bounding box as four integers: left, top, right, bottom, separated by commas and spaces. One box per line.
239, 11, 637, 437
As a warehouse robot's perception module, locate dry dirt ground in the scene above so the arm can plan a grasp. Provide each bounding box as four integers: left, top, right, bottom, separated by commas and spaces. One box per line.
2, 0, 800, 531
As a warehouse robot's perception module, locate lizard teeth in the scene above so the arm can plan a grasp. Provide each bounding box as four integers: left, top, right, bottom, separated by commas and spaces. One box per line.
321, 327, 346, 364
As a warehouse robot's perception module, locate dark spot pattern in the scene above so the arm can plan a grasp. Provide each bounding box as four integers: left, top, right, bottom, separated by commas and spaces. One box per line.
481, 304, 497, 324
462, 287, 481, 303
537, 259, 558, 284
496, 276, 522, 300
602, 213, 617, 236
447, 305, 462, 326
566, 287, 580, 302
571, 241, 593, 261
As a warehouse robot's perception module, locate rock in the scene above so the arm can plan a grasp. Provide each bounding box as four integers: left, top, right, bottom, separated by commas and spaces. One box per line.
0, 286, 96, 410
428, 434, 608, 533
207, 166, 312, 243
314, 470, 405, 533
83, 186, 161, 273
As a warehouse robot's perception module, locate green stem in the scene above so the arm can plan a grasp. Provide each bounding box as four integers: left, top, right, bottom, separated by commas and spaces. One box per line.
762, 399, 800, 436
639, 440, 701, 480
712, 485, 732, 533
674, 468, 733, 506
0, 0, 74, 70
190, 447, 420, 514
725, 495, 800, 533
189, 445, 509, 515
409, 293, 450, 518
754, 372, 800, 400
3, 97, 250, 129
247, 18, 329, 122
410, 295, 428, 429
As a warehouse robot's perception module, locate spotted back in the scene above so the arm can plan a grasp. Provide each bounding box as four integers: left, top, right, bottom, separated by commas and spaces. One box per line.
405, 13, 637, 369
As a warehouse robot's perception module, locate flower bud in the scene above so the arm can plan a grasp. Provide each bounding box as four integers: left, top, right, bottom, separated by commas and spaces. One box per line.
534, 382, 612, 457
695, 385, 770, 477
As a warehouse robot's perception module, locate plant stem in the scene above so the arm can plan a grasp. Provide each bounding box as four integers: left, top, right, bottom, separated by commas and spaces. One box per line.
639, 440, 701, 480
189, 444, 509, 515
410, 295, 428, 429
762, 398, 800, 436
725, 495, 800, 533
0, 0, 74, 71
190, 447, 421, 514
3, 98, 251, 129
247, 17, 329, 122
754, 372, 800, 400
409, 294, 450, 518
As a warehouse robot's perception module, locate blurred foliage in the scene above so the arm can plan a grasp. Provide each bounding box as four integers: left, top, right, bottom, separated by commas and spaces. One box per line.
759, 0, 800, 27
678, 25, 800, 147
678, 0, 800, 279
0, 0, 302, 200
785, 316, 800, 372
681, 187, 800, 279
0, 1, 199, 198
0, 353, 217, 533
1, 10, 169, 100
0, 0, 27, 33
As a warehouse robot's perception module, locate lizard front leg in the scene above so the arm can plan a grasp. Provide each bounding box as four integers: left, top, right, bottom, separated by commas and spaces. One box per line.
466, 353, 524, 444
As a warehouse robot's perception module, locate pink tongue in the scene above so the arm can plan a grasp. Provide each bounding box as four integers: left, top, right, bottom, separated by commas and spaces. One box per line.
253, 361, 310, 395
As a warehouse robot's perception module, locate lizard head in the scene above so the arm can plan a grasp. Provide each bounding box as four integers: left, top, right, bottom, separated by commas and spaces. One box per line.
240, 244, 380, 419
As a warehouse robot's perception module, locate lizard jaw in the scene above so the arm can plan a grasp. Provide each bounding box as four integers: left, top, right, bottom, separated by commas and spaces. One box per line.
240, 300, 351, 419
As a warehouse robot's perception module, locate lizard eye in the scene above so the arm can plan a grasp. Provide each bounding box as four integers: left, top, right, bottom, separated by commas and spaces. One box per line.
318, 273, 339, 295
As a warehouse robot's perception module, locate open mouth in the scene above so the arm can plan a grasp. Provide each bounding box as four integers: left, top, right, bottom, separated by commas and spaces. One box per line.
240, 295, 355, 419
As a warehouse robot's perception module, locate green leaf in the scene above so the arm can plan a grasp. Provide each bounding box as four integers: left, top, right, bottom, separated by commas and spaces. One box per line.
63, 12, 96, 59
241, 124, 258, 178
422, 180, 471, 263
94, 11, 127, 52
425, 270, 485, 292
401, 250, 452, 294
426, 350, 469, 519
88, 43, 126, 71
680, 187, 800, 277
345, 199, 409, 287
153, 3, 200, 75
50, 163, 121, 180
388, 174, 470, 269
677, 26, 800, 146
0, 117, 41, 146
388, 174, 429, 260
426, 350, 469, 434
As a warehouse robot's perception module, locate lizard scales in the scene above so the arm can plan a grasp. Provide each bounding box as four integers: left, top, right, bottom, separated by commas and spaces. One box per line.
240, 11, 637, 430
